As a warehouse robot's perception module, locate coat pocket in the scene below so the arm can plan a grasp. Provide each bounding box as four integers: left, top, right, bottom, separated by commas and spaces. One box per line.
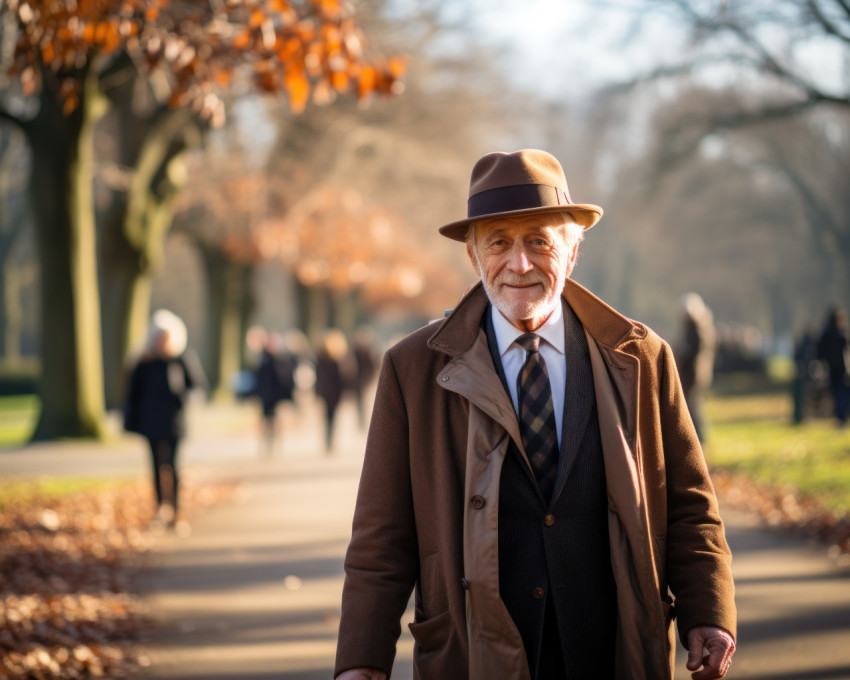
408, 609, 452, 654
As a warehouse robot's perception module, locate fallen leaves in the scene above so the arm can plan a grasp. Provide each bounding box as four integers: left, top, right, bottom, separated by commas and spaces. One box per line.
713, 468, 850, 563
0, 475, 235, 678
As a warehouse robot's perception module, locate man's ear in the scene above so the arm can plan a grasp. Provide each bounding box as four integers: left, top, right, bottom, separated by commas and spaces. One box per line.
467, 240, 481, 277
564, 239, 580, 277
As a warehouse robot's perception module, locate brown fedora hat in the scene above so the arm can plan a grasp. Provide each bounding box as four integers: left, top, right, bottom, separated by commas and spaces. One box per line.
438, 149, 603, 242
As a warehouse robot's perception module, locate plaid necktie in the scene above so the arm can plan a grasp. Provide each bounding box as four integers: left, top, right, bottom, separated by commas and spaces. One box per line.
516, 333, 559, 502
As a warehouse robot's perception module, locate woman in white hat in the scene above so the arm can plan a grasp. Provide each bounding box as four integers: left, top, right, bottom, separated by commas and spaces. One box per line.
124, 310, 206, 530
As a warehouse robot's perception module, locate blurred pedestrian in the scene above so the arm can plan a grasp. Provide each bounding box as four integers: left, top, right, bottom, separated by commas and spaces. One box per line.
792, 326, 819, 424
675, 292, 716, 442
284, 329, 313, 415
124, 309, 206, 532
817, 306, 849, 426
314, 329, 352, 453
247, 326, 297, 457
350, 325, 379, 429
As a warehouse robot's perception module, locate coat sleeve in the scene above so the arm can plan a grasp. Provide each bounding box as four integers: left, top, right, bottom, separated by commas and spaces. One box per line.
181, 347, 208, 393
335, 350, 419, 677
123, 364, 142, 434
657, 341, 737, 645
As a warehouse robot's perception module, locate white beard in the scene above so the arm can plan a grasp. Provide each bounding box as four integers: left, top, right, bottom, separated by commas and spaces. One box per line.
479, 269, 565, 326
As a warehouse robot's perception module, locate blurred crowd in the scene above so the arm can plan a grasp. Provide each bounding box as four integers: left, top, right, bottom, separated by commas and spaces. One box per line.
236, 323, 381, 456
121, 309, 385, 532
793, 307, 849, 427
674, 294, 850, 439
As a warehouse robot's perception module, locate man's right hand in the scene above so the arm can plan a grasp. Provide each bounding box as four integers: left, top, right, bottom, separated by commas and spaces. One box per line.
336, 669, 387, 680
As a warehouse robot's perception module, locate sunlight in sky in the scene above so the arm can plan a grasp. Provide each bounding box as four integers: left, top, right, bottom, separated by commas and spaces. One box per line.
471, 0, 846, 102
470, 0, 684, 96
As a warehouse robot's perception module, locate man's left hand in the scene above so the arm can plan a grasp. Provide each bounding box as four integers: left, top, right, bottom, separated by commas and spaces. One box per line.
686, 626, 736, 679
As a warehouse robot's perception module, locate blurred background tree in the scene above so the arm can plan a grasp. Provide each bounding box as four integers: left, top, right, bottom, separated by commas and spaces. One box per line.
590, 0, 850, 334
0, 0, 401, 437
2, 0, 849, 440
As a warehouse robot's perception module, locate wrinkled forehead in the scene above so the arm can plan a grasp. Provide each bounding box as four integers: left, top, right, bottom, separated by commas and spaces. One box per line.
472, 213, 573, 240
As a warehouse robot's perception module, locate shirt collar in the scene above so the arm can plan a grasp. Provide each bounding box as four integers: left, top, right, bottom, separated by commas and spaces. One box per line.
491, 300, 565, 358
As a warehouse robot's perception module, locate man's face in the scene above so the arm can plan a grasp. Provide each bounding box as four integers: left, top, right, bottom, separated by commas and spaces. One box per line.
467, 214, 579, 332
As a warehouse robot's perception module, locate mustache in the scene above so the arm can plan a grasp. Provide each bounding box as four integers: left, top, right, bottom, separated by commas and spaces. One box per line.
496, 274, 546, 287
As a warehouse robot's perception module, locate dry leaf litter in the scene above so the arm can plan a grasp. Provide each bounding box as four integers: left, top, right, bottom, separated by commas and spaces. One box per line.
1, 474, 235, 679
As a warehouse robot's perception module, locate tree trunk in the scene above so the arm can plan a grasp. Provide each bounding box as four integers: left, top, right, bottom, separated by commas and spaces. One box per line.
295, 280, 334, 346
0, 260, 8, 359
199, 245, 255, 396
100, 201, 154, 408
1, 261, 24, 362
28, 67, 109, 439
99, 101, 194, 409
0, 127, 27, 363
100, 189, 174, 409
331, 287, 361, 336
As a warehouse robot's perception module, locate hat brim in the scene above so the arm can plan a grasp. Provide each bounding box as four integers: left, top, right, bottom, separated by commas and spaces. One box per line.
438, 203, 603, 242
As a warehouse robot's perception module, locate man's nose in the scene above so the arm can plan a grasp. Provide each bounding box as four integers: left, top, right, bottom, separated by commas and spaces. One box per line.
506, 244, 534, 274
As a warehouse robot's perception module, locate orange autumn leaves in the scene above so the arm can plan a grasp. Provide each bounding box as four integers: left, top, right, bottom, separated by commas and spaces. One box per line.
7, 0, 405, 121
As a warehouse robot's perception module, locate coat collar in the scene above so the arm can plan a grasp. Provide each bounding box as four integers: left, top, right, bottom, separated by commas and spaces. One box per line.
427, 279, 643, 358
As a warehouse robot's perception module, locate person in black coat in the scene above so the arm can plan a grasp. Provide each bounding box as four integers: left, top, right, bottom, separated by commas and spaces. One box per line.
817, 306, 849, 426
675, 292, 716, 442
350, 325, 379, 430
314, 329, 353, 453
250, 327, 297, 456
124, 310, 206, 530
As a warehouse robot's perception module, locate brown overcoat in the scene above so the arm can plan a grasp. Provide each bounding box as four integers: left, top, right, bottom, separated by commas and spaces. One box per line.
335, 279, 736, 680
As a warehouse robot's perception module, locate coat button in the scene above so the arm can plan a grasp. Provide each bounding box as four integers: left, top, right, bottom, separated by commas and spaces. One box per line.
532, 587, 545, 600
471, 495, 486, 509
543, 514, 555, 527
461, 577, 470, 590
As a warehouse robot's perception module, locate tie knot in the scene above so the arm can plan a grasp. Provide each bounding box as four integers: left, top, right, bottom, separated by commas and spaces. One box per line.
516, 333, 541, 353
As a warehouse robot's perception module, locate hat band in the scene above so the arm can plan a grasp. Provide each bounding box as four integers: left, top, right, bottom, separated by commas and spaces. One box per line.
467, 184, 571, 219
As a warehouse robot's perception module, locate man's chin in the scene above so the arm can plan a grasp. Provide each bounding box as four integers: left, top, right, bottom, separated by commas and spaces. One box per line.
491, 299, 543, 323
482, 283, 556, 321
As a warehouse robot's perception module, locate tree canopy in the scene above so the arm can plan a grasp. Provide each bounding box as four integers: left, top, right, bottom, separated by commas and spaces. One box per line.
6, 0, 404, 122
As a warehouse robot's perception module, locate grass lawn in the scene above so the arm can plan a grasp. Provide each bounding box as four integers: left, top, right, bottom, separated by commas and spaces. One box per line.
0, 394, 39, 447
704, 390, 850, 515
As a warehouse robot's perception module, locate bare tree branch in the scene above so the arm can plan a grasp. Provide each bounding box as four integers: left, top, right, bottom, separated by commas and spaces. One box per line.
604, 53, 765, 96
833, 0, 850, 23
715, 19, 826, 100
713, 95, 850, 129
807, 0, 850, 44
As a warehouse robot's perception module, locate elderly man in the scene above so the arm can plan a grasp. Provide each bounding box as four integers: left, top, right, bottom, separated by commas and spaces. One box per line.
335, 150, 736, 680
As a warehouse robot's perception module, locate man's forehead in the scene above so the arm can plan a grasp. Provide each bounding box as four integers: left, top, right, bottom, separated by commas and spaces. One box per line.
476, 213, 573, 234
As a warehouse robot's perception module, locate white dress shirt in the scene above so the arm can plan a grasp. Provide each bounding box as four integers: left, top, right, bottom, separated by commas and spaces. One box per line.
490, 303, 566, 445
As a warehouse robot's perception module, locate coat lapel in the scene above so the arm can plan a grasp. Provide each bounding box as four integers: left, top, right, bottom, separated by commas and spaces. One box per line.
552, 300, 594, 501
437, 329, 522, 448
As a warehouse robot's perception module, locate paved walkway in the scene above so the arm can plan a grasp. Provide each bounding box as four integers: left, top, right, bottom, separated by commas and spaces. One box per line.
3, 398, 850, 679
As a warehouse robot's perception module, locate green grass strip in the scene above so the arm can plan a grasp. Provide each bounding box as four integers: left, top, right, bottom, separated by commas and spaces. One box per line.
0, 477, 129, 511
705, 393, 850, 515
0, 394, 39, 447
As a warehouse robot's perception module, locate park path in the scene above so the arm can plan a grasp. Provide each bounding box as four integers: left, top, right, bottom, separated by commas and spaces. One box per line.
3, 397, 850, 679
